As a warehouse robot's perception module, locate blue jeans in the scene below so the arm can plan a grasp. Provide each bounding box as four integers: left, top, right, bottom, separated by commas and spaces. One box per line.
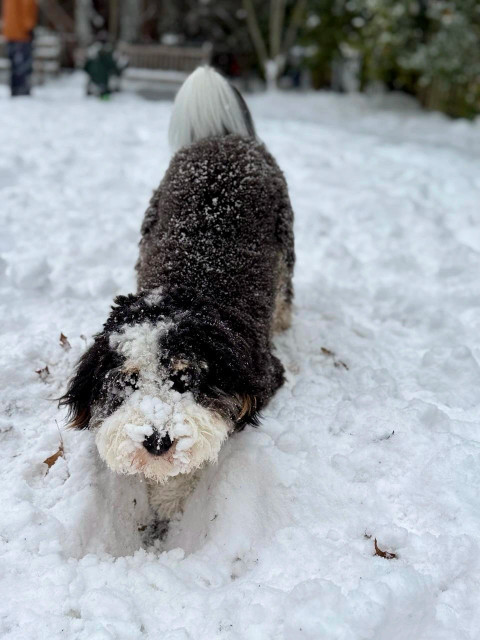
7, 41, 33, 96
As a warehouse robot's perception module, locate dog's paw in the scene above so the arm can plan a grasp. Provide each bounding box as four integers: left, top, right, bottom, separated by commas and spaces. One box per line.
140, 519, 169, 548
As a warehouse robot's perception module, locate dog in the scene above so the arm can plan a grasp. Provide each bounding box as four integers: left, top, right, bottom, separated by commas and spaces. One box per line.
60, 66, 295, 522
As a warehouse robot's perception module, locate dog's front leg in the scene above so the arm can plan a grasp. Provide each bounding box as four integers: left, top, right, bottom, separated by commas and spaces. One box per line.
147, 471, 199, 523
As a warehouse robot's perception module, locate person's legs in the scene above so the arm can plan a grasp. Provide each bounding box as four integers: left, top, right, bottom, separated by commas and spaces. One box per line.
6, 42, 17, 95
7, 41, 33, 97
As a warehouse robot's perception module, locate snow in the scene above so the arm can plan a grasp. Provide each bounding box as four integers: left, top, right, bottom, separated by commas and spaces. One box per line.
1, 74, 480, 639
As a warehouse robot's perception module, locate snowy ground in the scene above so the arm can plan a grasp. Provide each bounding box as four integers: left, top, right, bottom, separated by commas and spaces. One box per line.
1, 74, 480, 639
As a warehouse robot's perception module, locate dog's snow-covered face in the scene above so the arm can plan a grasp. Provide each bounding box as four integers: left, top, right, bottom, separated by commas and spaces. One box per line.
94, 320, 232, 483
61, 292, 259, 483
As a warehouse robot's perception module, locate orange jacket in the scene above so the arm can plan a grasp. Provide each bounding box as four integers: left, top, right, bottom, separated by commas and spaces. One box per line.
2, 0, 38, 42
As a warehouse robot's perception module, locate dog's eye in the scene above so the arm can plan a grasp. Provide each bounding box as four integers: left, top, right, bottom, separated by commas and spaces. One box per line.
169, 363, 208, 394
170, 370, 192, 394
103, 369, 139, 394
124, 371, 139, 389
99, 369, 139, 415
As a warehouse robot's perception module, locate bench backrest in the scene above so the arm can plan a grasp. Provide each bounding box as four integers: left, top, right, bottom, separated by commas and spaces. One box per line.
117, 43, 211, 72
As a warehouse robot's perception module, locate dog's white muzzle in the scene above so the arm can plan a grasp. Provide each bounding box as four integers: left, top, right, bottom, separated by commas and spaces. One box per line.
94, 390, 230, 483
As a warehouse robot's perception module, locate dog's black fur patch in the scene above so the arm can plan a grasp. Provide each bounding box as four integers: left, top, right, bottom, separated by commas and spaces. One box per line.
61, 133, 294, 432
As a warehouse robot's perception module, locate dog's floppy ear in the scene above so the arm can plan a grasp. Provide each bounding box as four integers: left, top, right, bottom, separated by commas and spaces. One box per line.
59, 337, 107, 429
229, 353, 285, 429
232, 393, 260, 428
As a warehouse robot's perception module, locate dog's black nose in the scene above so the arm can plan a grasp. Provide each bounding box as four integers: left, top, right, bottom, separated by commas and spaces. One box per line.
143, 432, 172, 456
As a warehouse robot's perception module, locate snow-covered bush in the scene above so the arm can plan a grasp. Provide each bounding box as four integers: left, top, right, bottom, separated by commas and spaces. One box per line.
302, 0, 361, 88
404, 1, 480, 118
303, 0, 480, 118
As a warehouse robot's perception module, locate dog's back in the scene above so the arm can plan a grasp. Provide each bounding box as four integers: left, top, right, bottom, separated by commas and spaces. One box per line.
137, 134, 290, 321
137, 67, 295, 334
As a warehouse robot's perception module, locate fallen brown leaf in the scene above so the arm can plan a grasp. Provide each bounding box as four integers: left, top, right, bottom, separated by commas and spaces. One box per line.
322, 347, 349, 370
374, 538, 397, 559
59, 333, 71, 350
44, 441, 64, 470
321, 347, 335, 357
35, 365, 50, 381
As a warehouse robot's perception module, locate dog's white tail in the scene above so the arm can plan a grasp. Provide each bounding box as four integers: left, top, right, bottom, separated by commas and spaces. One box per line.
168, 66, 256, 152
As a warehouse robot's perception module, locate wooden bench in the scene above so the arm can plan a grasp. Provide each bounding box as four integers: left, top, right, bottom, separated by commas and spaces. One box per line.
0, 32, 61, 86
117, 42, 212, 97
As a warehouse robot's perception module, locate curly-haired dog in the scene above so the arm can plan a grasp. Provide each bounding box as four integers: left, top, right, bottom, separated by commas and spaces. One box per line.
60, 67, 295, 522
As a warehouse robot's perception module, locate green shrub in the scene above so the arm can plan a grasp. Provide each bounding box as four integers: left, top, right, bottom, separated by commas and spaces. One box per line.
303, 0, 480, 118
